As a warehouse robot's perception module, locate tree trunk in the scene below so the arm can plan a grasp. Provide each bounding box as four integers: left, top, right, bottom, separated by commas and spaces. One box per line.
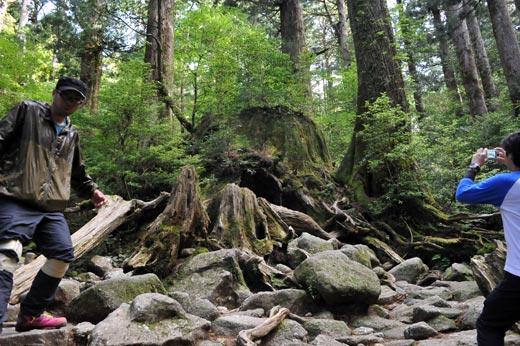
335, 0, 351, 67
280, 0, 311, 95
466, 3, 497, 109
336, 0, 410, 201
396, 0, 425, 117
445, 0, 488, 116
486, 0, 520, 115
125, 165, 210, 277
78, 0, 105, 113
144, 0, 176, 129
17, 0, 30, 41
0, 0, 16, 32
429, 1, 464, 114
470, 240, 506, 297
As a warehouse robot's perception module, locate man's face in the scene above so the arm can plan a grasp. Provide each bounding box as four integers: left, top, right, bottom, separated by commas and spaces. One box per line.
52, 89, 84, 116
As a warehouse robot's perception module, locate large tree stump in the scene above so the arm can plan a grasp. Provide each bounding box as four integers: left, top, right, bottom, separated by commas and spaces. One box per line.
10, 193, 169, 304
206, 184, 273, 256
124, 165, 210, 276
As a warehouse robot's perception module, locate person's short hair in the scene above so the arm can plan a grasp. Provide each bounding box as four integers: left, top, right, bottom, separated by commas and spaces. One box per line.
56, 76, 88, 99
501, 131, 520, 168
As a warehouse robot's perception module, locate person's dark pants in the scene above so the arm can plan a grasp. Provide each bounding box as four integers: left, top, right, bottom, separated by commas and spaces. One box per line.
477, 271, 520, 346
0, 198, 74, 333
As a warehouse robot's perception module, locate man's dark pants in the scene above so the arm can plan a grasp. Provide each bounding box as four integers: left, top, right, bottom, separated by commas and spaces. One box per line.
0, 198, 74, 332
477, 271, 520, 346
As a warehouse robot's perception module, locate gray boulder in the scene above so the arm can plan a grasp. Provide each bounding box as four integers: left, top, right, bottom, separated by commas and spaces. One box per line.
340, 244, 381, 268
287, 232, 335, 268
89, 293, 210, 346
389, 257, 429, 284
67, 273, 167, 323
240, 289, 320, 316
170, 248, 251, 309
294, 250, 381, 305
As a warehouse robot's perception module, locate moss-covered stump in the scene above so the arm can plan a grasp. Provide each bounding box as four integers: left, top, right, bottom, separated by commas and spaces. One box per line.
124, 165, 210, 277
194, 106, 336, 222
206, 184, 286, 255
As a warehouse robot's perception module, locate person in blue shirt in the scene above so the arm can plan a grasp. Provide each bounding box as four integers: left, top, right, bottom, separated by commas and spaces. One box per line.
456, 131, 520, 346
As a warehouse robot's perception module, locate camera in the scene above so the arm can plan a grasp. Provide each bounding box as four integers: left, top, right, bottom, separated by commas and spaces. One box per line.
487, 149, 497, 159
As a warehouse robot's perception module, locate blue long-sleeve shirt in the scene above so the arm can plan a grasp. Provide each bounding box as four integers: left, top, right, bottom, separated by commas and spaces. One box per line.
456, 171, 520, 276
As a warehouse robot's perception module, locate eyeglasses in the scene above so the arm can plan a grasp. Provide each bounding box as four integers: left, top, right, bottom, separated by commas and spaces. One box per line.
57, 90, 84, 105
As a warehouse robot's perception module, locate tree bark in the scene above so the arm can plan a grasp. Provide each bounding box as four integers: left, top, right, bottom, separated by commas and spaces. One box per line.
470, 240, 506, 297
465, 3, 497, 108
125, 165, 210, 277
10, 194, 169, 304
336, 0, 410, 200
236, 306, 291, 346
208, 184, 286, 256
486, 0, 520, 115
445, 0, 488, 116
144, 0, 177, 128
429, 1, 464, 114
279, 0, 311, 95
17, 0, 30, 41
334, 0, 351, 67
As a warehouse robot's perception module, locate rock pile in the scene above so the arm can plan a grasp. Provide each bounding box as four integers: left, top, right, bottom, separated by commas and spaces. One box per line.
2, 234, 520, 346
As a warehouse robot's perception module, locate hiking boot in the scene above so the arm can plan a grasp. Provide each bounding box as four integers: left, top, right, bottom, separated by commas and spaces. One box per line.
15, 314, 67, 332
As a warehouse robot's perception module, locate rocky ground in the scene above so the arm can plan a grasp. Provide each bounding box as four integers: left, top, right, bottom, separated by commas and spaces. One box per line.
1, 235, 519, 346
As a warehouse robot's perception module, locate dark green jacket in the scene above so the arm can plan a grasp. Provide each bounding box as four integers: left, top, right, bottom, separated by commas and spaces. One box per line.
0, 101, 97, 211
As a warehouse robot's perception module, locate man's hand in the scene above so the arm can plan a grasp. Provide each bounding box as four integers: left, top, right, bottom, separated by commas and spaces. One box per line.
91, 189, 108, 208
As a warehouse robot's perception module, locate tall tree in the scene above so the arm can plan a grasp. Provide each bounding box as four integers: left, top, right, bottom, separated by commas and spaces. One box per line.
396, 0, 425, 116
144, 0, 178, 130
465, 2, 497, 108
333, 0, 350, 67
336, 0, 411, 202
445, 0, 487, 116
486, 0, 520, 115
74, 0, 107, 112
279, 0, 311, 94
429, 0, 464, 113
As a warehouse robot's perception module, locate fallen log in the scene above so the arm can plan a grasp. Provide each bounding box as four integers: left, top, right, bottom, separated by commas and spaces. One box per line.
270, 203, 332, 241
9, 193, 169, 304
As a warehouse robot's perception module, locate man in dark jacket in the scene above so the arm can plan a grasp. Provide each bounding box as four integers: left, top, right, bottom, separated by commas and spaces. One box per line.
0, 76, 107, 333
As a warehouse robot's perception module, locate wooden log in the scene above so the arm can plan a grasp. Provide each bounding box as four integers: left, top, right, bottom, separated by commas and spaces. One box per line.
9, 193, 169, 304
269, 203, 332, 240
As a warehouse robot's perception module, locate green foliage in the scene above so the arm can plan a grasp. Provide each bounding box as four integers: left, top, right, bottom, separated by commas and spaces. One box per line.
175, 6, 300, 125
431, 254, 451, 271
314, 65, 357, 165
0, 34, 54, 114
414, 90, 517, 213
78, 59, 199, 199
357, 95, 427, 213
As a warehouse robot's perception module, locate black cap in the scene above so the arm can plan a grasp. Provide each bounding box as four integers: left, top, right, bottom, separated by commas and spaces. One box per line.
56, 76, 88, 99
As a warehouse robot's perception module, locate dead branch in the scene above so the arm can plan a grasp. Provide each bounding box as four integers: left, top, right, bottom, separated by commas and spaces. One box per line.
236, 305, 291, 346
